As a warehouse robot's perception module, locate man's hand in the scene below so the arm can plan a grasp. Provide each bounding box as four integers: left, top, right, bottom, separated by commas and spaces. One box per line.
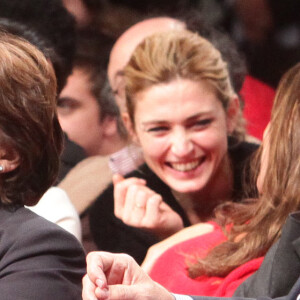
82, 251, 175, 300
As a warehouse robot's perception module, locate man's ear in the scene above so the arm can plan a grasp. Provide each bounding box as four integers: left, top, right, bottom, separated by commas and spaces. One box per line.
121, 112, 139, 144
102, 116, 118, 137
226, 96, 240, 134
0, 146, 20, 173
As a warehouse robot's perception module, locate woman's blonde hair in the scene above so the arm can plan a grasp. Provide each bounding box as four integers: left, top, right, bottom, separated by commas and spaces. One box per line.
189, 62, 300, 277
124, 29, 245, 141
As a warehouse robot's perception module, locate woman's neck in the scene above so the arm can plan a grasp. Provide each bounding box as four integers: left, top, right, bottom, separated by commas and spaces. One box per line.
172, 154, 233, 223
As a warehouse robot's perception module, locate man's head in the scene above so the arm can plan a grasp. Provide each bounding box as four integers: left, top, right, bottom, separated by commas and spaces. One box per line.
108, 17, 185, 112
58, 30, 127, 156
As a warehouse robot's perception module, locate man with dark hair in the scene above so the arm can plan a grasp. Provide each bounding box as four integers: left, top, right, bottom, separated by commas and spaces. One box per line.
57, 30, 143, 251
58, 30, 128, 157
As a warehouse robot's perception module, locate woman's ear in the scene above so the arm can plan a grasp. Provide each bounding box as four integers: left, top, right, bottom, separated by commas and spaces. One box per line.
226, 96, 240, 134
0, 146, 20, 173
122, 112, 139, 144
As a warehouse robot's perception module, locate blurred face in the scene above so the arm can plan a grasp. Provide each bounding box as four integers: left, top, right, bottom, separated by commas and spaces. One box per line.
256, 123, 270, 193
58, 68, 104, 156
132, 79, 234, 193
62, 0, 91, 28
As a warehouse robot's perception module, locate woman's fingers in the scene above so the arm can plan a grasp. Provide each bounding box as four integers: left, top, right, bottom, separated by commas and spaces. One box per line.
122, 185, 153, 225
130, 188, 149, 225
113, 179, 183, 237
114, 176, 146, 217
112, 173, 124, 185
122, 185, 139, 222
142, 194, 162, 226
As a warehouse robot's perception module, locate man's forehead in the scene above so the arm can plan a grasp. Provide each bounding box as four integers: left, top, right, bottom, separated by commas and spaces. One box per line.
108, 17, 185, 85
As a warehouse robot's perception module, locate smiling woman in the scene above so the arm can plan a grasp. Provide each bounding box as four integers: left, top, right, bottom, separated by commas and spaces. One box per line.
132, 78, 231, 195
89, 29, 259, 264
83, 63, 300, 300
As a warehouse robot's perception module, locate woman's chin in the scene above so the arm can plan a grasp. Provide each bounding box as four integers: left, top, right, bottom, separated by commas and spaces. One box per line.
166, 178, 207, 194
161, 164, 210, 194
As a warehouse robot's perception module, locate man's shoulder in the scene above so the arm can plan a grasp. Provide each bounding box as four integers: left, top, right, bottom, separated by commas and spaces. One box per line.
0, 206, 86, 300
1, 206, 75, 237
0, 205, 85, 256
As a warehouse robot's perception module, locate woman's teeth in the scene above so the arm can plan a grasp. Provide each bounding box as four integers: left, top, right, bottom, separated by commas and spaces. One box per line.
169, 159, 203, 172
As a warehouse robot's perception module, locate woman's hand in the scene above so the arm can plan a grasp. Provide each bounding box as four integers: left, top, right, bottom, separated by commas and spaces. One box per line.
82, 251, 174, 300
113, 174, 184, 239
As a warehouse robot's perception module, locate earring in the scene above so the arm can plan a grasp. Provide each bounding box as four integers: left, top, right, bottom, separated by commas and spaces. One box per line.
0, 165, 4, 172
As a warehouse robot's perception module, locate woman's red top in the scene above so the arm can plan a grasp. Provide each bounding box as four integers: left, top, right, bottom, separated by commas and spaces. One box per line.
149, 221, 263, 296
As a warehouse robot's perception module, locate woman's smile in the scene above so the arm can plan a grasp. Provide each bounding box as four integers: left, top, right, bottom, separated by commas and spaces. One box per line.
165, 155, 207, 174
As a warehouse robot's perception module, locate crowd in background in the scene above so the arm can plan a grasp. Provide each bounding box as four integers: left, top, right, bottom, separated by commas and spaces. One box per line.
0, 0, 299, 299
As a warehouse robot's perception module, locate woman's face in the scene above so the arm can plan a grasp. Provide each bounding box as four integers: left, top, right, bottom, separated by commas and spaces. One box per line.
132, 78, 235, 193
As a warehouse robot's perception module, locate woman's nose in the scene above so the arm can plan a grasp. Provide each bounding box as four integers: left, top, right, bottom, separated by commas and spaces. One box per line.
170, 129, 194, 157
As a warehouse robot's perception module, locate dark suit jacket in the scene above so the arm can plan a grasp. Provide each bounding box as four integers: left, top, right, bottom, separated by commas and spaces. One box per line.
189, 212, 300, 300
190, 278, 299, 300
0, 205, 86, 300
235, 211, 300, 298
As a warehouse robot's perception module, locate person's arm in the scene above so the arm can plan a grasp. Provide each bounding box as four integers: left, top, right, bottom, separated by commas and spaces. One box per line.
58, 155, 112, 215
82, 251, 297, 300
141, 222, 213, 273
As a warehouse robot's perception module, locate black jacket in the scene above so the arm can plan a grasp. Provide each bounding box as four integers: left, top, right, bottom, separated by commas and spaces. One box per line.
0, 206, 86, 300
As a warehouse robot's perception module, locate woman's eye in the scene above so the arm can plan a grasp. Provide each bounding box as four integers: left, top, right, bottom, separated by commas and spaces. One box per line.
147, 126, 169, 133
193, 119, 212, 128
